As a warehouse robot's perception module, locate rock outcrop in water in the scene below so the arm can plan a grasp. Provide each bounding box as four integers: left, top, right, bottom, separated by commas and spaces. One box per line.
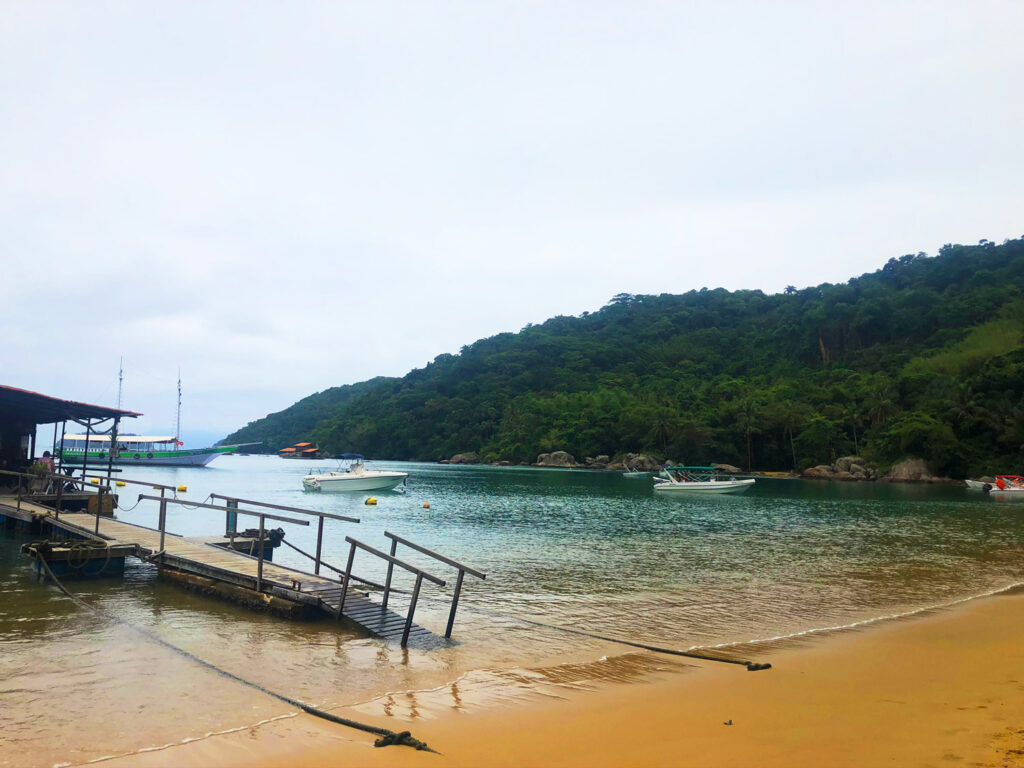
535, 451, 579, 467
802, 456, 878, 481
885, 458, 953, 483
448, 452, 480, 465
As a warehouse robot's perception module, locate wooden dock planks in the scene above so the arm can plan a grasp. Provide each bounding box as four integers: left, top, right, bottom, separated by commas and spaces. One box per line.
0, 499, 435, 644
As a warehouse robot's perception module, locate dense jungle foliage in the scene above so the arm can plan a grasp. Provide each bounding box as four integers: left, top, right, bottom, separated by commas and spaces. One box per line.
225, 238, 1024, 477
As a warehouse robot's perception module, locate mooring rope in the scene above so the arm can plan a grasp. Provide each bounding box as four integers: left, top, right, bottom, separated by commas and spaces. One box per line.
513, 617, 771, 670
171, 493, 214, 510
369, 581, 771, 670
24, 547, 437, 753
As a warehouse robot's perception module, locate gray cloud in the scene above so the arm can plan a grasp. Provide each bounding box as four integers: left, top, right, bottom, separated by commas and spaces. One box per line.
2, 1, 1022, 440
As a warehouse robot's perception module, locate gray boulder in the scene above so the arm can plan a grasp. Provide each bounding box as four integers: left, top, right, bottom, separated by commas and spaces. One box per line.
623, 453, 662, 472
888, 458, 931, 482
536, 451, 578, 468
834, 456, 866, 473
712, 463, 742, 474
802, 465, 835, 479
449, 452, 480, 465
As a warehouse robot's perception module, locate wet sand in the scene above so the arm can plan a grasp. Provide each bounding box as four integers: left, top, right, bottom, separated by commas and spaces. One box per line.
98, 591, 1024, 768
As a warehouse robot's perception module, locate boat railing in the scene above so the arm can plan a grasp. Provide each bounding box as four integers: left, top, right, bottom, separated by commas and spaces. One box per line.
137, 494, 310, 593
382, 531, 486, 638
340, 536, 446, 646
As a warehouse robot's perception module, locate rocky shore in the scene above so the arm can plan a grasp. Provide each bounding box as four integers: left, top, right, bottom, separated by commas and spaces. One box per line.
438, 451, 965, 484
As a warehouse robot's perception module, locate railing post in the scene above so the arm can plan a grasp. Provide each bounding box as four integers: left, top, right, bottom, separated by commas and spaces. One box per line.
314, 516, 324, 575
16, 472, 22, 513
445, 569, 466, 639
54, 474, 63, 519
402, 573, 424, 647
256, 514, 265, 593
95, 486, 104, 534
225, 498, 238, 537
158, 496, 167, 553
338, 540, 356, 618
382, 537, 398, 610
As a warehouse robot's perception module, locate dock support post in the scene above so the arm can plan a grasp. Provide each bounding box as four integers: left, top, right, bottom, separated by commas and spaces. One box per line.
445, 569, 466, 639
105, 418, 118, 485
16, 472, 22, 513
402, 573, 424, 647
95, 486, 104, 534
314, 516, 324, 575
382, 537, 398, 610
256, 514, 265, 593
158, 496, 167, 553
338, 541, 356, 618
54, 474, 63, 519
225, 498, 238, 537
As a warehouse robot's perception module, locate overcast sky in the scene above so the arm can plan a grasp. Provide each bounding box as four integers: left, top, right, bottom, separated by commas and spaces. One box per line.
2, 1, 1022, 445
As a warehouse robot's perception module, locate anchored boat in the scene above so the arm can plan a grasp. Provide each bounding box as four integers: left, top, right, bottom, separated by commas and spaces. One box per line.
972, 475, 1024, 495
653, 466, 755, 494
302, 454, 408, 492
58, 434, 243, 467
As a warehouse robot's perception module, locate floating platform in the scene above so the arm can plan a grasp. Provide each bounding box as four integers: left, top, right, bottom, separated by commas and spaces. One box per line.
0, 496, 444, 647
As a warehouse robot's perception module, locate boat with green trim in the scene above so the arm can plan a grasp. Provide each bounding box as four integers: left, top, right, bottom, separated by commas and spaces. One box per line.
58, 434, 242, 467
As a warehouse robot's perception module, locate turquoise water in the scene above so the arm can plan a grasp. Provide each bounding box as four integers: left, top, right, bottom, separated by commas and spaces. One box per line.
2, 457, 1024, 766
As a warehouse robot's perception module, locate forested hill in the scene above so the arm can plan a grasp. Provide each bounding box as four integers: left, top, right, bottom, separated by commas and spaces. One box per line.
225, 238, 1024, 476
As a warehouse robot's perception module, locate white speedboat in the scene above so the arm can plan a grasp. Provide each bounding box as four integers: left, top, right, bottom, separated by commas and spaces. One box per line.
623, 468, 651, 478
986, 475, 1024, 495
653, 466, 755, 494
302, 454, 407, 492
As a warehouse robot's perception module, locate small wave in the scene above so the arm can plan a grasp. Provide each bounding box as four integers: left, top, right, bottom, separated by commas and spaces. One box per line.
690, 579, 1024, 652
57, 712, 300, 768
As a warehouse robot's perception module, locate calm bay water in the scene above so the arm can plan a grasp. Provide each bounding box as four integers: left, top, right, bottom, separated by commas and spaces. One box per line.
2, 456, 1024, 766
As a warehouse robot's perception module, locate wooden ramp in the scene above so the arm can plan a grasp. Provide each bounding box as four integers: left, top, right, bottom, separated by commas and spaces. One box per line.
0, 498, 435, 645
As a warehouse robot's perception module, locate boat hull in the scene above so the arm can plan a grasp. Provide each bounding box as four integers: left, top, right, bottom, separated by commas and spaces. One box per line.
303, 473, 407, 492
653, 478, 755, 494
60, 447, 232, 467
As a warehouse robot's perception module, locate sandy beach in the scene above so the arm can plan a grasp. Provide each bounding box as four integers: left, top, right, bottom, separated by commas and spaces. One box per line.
95, 589, 1024, 768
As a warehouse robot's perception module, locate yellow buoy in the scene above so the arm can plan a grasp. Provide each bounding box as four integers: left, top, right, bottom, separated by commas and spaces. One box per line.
177, 485, 188, 492
365, 497, 377, 505
422, 501, 431, 509
89, 478, 99, 484
116, 481, 126, 487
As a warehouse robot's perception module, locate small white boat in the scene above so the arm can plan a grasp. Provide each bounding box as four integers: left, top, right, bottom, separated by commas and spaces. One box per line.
965, 479, 989, 490
653, 466, 755, 494
302, 454, 407, 492
623, 469, 651, 478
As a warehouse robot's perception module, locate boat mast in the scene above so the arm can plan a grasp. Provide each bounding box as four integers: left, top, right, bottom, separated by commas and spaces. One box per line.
175, 370, 182, 451
116, 356, 124, 410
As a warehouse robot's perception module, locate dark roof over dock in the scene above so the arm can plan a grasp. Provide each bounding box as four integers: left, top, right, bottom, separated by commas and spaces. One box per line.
0, 385, 141, 424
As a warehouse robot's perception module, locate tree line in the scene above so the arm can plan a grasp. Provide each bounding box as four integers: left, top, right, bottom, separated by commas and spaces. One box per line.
224, 237, 1024, 477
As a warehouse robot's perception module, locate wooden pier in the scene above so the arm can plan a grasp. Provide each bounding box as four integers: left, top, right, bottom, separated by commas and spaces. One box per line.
1, 472, 485, 648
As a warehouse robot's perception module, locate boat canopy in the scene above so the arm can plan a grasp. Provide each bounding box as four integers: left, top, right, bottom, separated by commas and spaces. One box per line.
65, 435, 176, 444
339, 453, 364, 459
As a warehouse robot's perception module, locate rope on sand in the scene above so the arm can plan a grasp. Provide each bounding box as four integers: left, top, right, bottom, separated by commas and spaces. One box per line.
515, 617, 772, 671
25, 546, 438, 753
